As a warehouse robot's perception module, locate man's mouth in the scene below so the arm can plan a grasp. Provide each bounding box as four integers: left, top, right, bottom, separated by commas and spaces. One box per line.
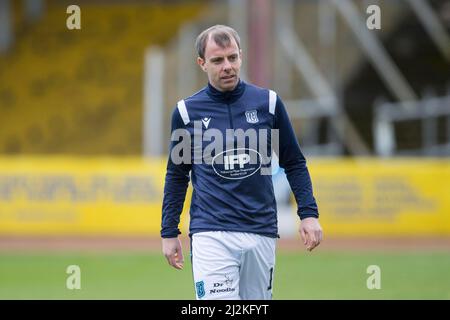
221, 75, 235, 80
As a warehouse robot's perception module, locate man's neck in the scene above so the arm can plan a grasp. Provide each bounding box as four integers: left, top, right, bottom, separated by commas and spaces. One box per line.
206, 79, 245, 103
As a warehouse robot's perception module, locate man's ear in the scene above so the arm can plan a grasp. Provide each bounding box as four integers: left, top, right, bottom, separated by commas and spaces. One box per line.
197, 57, 207, 72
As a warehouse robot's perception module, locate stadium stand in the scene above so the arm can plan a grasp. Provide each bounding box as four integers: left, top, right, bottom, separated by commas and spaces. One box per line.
0, 0, 206, 154
343, 0, 450, 152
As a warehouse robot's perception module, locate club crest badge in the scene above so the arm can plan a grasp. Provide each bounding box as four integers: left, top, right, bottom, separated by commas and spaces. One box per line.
196, 281, 205, 298
245, 110, 259, 124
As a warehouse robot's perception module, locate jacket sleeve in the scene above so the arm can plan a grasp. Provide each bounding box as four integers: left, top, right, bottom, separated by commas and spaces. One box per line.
161, 107, 192, 238
273, 95, 319, 220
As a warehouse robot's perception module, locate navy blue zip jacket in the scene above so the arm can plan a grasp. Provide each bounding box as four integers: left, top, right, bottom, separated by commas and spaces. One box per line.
161, 79, 318, 238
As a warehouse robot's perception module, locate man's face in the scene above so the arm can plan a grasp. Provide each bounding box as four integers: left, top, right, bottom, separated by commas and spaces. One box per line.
197, 35, 242, 92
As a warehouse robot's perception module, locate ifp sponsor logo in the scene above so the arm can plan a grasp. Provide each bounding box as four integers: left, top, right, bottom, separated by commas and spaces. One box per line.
212, 148, 262, 180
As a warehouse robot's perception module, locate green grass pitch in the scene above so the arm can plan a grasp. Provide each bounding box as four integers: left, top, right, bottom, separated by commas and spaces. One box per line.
0, 251, 449, 299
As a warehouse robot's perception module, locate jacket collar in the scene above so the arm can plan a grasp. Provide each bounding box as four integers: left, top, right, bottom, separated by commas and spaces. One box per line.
206, 79, 246, 103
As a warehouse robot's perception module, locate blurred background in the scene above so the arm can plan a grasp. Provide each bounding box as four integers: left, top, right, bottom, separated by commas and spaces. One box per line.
0, 0, 449, 299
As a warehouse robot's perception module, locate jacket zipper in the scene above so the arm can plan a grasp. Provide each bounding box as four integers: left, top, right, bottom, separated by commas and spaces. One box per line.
227, 103, 234, 129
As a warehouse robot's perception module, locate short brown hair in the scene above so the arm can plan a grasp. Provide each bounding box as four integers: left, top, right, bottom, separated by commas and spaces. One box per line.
195, 25, 241, 59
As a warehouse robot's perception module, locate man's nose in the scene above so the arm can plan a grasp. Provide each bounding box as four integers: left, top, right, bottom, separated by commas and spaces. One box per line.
223, 59, 232, 71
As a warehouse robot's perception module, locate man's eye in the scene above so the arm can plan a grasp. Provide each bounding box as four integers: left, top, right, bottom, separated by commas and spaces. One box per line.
229, 56, 236, 61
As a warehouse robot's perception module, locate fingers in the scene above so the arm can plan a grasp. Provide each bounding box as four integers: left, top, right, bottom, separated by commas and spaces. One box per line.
300, 218, 323, 252
308, 229, 323, 251
300, 227, 307, 246
300, 225, 316, 251
166, 253, 183, 270
317, 229, 323, 245
306, 232, 317, 251
301, 228, 322, 252
162, 238, 184, 270
166, 249, 184, 270
177, 250, 185, 269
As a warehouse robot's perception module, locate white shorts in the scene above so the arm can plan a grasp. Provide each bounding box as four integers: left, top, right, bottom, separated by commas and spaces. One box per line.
191, 231, 277, 300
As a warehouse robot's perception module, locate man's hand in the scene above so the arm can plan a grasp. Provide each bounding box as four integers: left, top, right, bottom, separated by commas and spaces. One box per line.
162, 237, 184, 270
299, 217, 323, 252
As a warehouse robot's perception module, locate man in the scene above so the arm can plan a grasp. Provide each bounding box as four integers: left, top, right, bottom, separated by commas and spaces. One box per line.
161, 25, 322, 300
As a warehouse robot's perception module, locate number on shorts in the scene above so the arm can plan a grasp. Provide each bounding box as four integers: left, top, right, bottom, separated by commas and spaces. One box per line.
267, 267, 273, 290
